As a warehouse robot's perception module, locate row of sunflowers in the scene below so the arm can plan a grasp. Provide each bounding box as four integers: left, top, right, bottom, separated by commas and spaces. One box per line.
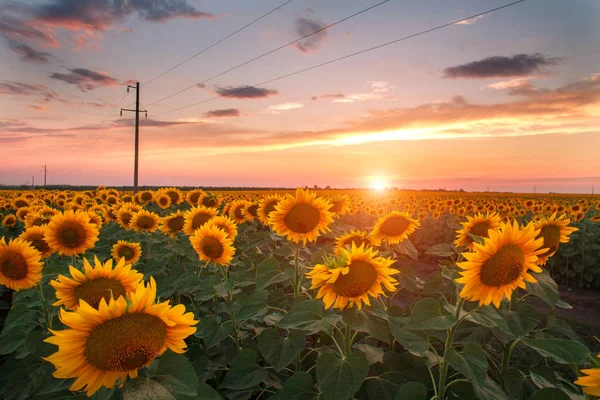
0, 186, 599, 399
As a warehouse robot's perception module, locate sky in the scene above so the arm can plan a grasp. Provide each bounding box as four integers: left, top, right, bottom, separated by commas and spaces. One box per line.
1, 0, 599, 193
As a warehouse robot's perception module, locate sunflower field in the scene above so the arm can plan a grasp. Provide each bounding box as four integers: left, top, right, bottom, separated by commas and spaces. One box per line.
1, 187, 600, 400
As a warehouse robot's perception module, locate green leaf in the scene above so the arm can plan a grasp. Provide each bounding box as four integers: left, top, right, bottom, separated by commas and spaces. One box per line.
354, 343, 384, 365
503, 368, 526, 400
472, 377, 509, 400
388, 317, 429, 356
422, 271, 443, 296
467, 306, 513, 338
341, 307, 390, 344
234, 290, 269, 321
255, 258, 289, 290
220, 349, 267, 390
526, 270, 559, 309
500, 306, 540, 337
197, 319, 233, 349
277, 300, 342, 334
316, 351, 369, 400
445, 343, 488, 383
196, 381, 222, 400
406, 298, 456, 330
278, 372, 319, 400
425, 243, 455, 257
395, 239, 418, 261
257, 329, 305, 372
396, 265, 419, 293
395, 382, 427, 400
522, 339, 589, 364
124, 379, 177, 400
153, 351, 198, 398
529, 388, 570, 400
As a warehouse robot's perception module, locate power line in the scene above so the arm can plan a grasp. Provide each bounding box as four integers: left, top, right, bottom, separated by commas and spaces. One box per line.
141, 0, 295, 88
153, 0, 525, 118
144, 0, 392, 109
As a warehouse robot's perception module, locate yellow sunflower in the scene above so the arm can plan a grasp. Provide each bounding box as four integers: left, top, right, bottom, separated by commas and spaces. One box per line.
206, 215, 238, 239
533, 213, 578, 265
328, 194, 350, 218
45, 210, 100, 256
190, 224, 235, 266
19, 225, 55, 258
116, 206, 136, 230
334, 230, 373, 254
456, 221, 545, 308
162, 187, 184, 205
155, 193, 172, 210
136, 190, 154, 204
2, 214, 17, 228
243, 202, 260, 221
86, 211, 103, 229
183, 206, 217, 235
159, 210, 186, 237
228, 200, 248, 224
269, 188, 334, 245
0, 237, 43, 291
15, 207, 32, 222
50, 257, 143, 310
454, 212, 502, 250
129, 210, 160, 233
44, 277, 198, 397
185, 189, 205, 206
306, 243, 398, 309
111, 240, 142, 264
370, 211, 419, 246
575, 355, 600, 396
257, 194, 282, 225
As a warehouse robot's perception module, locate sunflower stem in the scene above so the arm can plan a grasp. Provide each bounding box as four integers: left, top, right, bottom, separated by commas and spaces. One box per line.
293, 248, 301, 298
35, 284, 52, 330
438, 297, 465, 400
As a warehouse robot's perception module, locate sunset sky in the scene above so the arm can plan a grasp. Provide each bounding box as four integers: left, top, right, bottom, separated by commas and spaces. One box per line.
1, 0, 599, 193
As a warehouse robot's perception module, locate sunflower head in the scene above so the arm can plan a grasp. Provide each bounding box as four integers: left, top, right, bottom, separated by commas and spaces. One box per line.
206, 215, 238, 239
334, 230, 373, 254
2, 214, 17, 228
328, 194, 351, 217
19, 225, 54, 258
156, 194, 172, 210
454, 212, 502, 250
228, 200, 249, 224
533, 213, 578, 265
456, 221, 545, 308
111, 240, 142, 264
183, 206, 217, 235
50, 256, 143, 310
575, 355, 600, 396
257, 194, 282, 225
45, 210, 100, 256
269, 188, 334, 245
243, 202, 260, 221
185, 189, 205, 206
116, 206, 136, 230
370, 211, 420, 246
160, 210, 186, 237
44, 277, 198, 397
307, 243, 398, 309
190, 224, 235, 266
0, 237, 43, 291
129, 210, 160, 233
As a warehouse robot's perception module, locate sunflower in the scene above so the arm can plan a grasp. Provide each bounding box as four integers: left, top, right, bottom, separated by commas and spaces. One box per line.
15, 207, 32, 222
13, 197, 30, 209
129, 210, 160, 233
206, 215, 238, 239
111, 240, 142, 264
533, 213, 578, 265
155, 193, 172, 210
454, 212, 502, 250
591, 215, 600, 223
159, 210, 186, 237
575, 355, 600, 396
199, 193, 219, 208
136, 190, 154, 204
162, 187, 184, 205
44, 277, 198, 397
370, 211, 419, 246
19, 226, 54, 258
328, 195, 350, 218
257, 195, 282, 225
183, 206, 217, 236
334, 230, 373, 254
306, 243, 398, 309
190, 224, 235, 266
243, 202, 260, 221
269, 188, 334, 245
86, 211, 103, 229
50, 256, 143, 310
116, 206, 136, 230
25, 211, 52, 228
0, 237, 43, 291
2, 214, 17, 228
185, 189, 205, 206
228, 200, 248, 224
456, 221, 545, 308
45, 210, 100, 256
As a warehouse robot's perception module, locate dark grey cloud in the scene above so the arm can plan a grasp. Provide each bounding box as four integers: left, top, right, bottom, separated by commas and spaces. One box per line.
311, 93, 345, 101
205, 108, 240, 118
0, 15, 58, 46
0, 81, 47, 96
293, 16, 328, 53
49, 68, 131, 91
6, 39, 52, 63
443, 53, 561, 79
114, 118, 194, 128
215, 85, 278, 99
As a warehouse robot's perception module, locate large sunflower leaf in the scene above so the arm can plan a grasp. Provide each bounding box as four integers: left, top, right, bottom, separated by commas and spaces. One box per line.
316, 351, 369, 400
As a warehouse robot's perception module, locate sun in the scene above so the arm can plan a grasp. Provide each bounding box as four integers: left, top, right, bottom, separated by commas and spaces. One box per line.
373, 179, 385, 191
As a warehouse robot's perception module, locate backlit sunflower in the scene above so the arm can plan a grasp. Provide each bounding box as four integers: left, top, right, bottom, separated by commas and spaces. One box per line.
183, 206, 217, 235
44, 277, 198, 397
228, 200, 248, 224
454, 212, 502, 250
129, 210, 160, 233
370, 211, 419, 246
456, 221, 545, 308
185, 189, 205, 206
306, 243, 398, 309
19, 226, 54, 258
0, 237, 43, 291
190, 224, 235, 266
162, 187, 184, 205
533, 213, 578, 265
159, 210, 185, 237
50, 256, 143, 310
136, 190, 154, 204
15, 207, 32, 222
2, 214, 16, 228
328, 194, 350, 218
111, 240, 142, 264
45, 210, 100, 256
575, 354, 600, 396
86, 211, 103, 229
257, 194, 282, 225
206, 215, 238, 239
269, 188, 334, 245
155, 193, 172, 209
334, 230, 373, 254
116, 206, 136, 230
243, 202, 259, 221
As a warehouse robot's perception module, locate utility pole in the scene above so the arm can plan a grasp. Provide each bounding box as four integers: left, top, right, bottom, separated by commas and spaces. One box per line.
41, 165, 49, 187
31, 175, 35, 188
120, 82, 147, 194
